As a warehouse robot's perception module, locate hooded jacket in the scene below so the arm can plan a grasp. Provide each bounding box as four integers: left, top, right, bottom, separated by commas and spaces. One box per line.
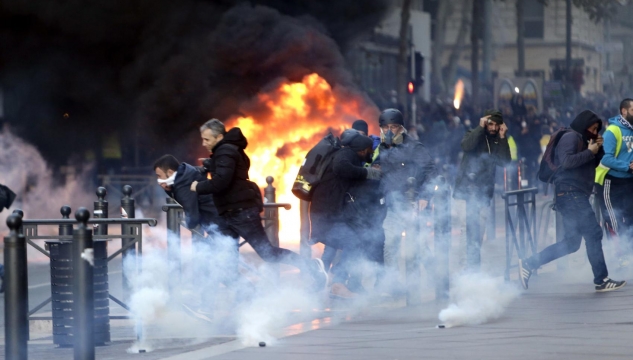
553, 110, 604, 194
167, 162, 219, 229
195, 128, 263, 214
599, 115, 633, 179
453, 126, 511, 202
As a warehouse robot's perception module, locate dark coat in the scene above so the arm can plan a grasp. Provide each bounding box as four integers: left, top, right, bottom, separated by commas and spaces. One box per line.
375, 133, 436, 203
195, 128, 262, 214
166, 162, 220, 229
310, 147, 368, 234
453, 126, 511, 202
553, 111, 604, 194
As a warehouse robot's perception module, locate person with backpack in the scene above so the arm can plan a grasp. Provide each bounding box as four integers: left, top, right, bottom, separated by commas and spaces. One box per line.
190, 119, 328, 293
453, 110, 511, 271
595, 99, 633, 263
309, 131, 380, 299
519, 110, 626, 292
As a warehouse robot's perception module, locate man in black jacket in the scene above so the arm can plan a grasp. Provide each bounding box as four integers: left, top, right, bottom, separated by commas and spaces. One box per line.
453, 110, 511, 271
191, 119, 328, 291
310, 132, 380, 299
519, 110, 626, 292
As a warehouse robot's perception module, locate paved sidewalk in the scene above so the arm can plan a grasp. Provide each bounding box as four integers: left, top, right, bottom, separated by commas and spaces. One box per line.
202, 271, 633, 360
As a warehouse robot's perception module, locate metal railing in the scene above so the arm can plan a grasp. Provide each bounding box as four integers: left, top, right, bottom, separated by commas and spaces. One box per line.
502, 187, 539, 280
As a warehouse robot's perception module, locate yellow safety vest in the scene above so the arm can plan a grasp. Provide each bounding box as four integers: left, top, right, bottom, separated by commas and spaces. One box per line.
595, 125, 622, 185
508, 136, 518, 161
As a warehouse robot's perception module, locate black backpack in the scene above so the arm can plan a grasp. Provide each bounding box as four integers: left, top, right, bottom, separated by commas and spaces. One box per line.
292, 133, 341, 201
537, 127, 582, 183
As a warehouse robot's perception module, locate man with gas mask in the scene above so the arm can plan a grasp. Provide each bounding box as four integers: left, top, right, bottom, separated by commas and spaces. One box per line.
454, 110, 510, 271
519, 110, 626, 292
371, 109, 436, 290
310, 131, 381, 299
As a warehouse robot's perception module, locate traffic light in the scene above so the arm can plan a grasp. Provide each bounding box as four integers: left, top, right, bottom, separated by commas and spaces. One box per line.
407, 81, 415, 94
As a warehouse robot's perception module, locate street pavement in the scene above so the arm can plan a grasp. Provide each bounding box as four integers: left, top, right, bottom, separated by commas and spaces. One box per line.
3, 193, 633, 359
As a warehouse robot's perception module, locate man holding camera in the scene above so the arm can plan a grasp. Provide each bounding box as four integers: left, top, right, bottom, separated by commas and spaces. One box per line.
453, 110, 511, 271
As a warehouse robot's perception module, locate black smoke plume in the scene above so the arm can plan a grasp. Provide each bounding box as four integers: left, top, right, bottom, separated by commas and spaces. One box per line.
0, 0, 388, 167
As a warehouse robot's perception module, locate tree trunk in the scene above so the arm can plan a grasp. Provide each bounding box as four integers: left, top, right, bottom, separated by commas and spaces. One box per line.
398, 0, 412, 119
471, 0, 482, 106
565, 0, 573, 102
517, 0, 525, 77
444, 0, 472, 97
432, 0, 451, 96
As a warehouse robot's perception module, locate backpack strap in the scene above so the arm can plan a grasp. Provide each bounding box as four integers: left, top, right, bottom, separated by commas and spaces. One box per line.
595, 125, 623, 185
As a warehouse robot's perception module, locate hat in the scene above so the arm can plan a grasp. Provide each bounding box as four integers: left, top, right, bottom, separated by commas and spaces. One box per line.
484, 109, 503, 124
379, 109, 405, 127
347, 134, 374, 152
352, 120, 369, 134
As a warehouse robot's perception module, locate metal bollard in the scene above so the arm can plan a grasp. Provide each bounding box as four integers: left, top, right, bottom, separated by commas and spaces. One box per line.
299, 200, 311, 258
4, 214, 29, 360
264, 177, 280, 279
433, 177, 451, 301
93, 187, 108, 236
165, 197, 182, 293
73, 208, 95, 360
120, 185, 136, 300
12, 209, 24, 235
405, 177, 422, 306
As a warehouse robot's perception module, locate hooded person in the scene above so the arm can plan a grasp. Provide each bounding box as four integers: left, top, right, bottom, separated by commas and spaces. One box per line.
352, 119, 381, 150
519, 110, 626, 292
191, 119, 328, 298
310, 133, 381, 299
594, 99, 633, 258
452, 110, 511, 271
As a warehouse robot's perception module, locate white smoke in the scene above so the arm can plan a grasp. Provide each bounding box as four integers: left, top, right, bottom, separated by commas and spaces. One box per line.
438, 272, 520, 328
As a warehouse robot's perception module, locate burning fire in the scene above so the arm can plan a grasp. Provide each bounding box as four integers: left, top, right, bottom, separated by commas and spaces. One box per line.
453, 79, 464, 109
226, 73, 378, 245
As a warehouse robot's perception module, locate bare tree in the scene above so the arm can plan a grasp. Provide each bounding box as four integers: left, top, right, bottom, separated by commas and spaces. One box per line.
432, 0, 451, 96
444, 0, 472, 97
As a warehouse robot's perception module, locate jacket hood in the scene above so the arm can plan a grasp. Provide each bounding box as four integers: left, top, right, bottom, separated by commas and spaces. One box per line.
608, 115, 633, 130
175, 162, 204, 185
214, 127, 248, 151
570, 110, 602, 135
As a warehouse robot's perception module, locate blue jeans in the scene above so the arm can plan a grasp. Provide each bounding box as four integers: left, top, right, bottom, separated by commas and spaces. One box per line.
528, 191, 608, 284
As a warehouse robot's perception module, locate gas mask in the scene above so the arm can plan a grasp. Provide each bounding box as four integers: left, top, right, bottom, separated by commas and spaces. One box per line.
384, 129, 395, 146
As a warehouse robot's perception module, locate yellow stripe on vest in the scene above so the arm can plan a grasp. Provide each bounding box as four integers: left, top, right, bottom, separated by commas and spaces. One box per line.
595, 125, 623, 185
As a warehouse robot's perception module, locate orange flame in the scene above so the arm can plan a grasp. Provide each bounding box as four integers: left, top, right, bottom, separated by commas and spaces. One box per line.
453, 79, 464, 109
225, 73, 378, 246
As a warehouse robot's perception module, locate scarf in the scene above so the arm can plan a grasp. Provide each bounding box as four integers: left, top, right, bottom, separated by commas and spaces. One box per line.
618, 115, 633, 131
157, 171, 177, 186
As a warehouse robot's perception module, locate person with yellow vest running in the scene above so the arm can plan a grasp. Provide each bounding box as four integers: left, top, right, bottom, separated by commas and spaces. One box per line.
595, 99, 633, 258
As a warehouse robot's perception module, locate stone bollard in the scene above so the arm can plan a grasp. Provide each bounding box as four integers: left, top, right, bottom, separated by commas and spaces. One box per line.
4, 214, 28, 360
73, 208, 95, 360
120, 185, 136, 300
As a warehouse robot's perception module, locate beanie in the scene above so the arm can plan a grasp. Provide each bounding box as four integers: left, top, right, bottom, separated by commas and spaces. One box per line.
347, 135, 374, 152
352, 120, 369, 134
484, 109, 503, 124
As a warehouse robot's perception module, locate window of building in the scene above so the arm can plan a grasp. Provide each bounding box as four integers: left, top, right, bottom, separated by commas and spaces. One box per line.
524, 0, 544, 39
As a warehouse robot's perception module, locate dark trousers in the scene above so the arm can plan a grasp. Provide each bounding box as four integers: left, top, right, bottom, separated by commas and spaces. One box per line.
218, 207, 308, 271
596, 176, 633, 251
319, 222, 363, 284
528, 191, 608, 284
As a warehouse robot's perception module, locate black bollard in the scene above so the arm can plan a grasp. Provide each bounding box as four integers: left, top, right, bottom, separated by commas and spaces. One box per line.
120, 185, 136, 301
4, 214, 28, 360
93, 187, 108, 236
73, 208, 95, 360
12, 209, 24, 235
60, 205, 73, 236
165, 197, 182, 293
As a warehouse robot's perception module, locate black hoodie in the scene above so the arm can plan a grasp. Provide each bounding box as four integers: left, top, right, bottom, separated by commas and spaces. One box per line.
195, 128, 263, 214
554, 110, 604, 194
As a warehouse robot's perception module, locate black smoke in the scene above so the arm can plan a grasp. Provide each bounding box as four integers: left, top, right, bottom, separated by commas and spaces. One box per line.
0, 0, 388, 168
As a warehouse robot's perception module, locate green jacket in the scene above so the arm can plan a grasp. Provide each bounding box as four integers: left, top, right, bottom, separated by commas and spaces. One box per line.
453, 126, 511, 202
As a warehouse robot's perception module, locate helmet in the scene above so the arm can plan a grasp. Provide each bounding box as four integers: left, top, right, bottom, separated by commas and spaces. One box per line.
378, 109, 404, 127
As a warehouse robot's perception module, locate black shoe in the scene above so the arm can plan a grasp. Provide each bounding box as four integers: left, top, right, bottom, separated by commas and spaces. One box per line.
518, 258, 532, 290
595, 278, 626, 292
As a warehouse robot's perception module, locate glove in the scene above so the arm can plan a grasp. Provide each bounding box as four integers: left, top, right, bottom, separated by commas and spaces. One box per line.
366, 167, 382, 180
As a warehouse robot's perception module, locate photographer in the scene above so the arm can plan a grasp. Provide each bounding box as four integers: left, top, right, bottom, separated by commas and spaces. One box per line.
453, 110, 511, 271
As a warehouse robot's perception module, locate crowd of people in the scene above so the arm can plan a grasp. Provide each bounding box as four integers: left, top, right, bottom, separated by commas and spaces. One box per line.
151, 98, 631, 319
